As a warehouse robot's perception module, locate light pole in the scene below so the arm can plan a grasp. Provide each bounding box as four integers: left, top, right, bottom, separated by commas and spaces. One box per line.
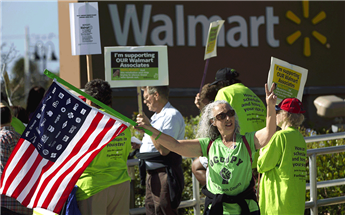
33, 40, 58, 84
24, 26, 58, 101
33, 40, 58, 73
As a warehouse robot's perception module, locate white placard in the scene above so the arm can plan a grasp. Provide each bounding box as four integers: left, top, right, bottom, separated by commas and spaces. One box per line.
69, 2, 102, 55
204, 20, 225, 60
104, 46, 169, 88
267, 57, 308, 103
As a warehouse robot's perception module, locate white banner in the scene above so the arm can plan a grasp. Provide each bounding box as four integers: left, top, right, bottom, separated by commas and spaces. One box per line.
69, 2, 101, 55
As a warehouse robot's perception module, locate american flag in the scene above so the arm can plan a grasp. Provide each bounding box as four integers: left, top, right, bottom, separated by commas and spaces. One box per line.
0, 80, 129, 213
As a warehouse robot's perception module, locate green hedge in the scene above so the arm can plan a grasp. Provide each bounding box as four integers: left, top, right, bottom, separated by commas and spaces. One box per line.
130, 116, 345, 215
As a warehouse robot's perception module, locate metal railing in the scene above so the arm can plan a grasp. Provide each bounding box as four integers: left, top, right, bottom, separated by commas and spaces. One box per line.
304, 132, 345, 215
128, 132, 345, 215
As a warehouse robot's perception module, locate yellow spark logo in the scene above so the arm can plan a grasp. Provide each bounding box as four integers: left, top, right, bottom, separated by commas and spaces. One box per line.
286, 0, 327, 57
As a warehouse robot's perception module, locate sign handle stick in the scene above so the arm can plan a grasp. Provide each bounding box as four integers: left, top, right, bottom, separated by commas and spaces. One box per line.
199, 59, 210, 93
86, 55, 93, 82
137, 87, 143, 115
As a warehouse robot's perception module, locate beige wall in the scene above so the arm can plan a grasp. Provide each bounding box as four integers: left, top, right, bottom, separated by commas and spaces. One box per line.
58, 0, 81, 88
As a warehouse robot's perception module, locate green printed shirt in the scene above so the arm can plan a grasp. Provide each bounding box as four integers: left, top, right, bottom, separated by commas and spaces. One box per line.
199, 132, 259, 214
76, 109, 131, 201
215, 83, 266, 168
257, 127, 307, 215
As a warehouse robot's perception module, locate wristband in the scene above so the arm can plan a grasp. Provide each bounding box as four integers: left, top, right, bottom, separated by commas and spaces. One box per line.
155, 131, 162, 140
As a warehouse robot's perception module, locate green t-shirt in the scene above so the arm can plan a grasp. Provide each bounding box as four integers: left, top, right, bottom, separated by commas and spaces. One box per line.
11, 116, 26, 135
76, 109, 131, 201
199, 132, 258, 214
215, 83, 266, 168
257, 127, 307, 215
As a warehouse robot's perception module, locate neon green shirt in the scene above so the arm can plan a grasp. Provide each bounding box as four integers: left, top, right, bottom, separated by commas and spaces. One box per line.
76, 109, 131, 201
257, 127, 307, 215
199, 132, 259, 214
215, 83, 266, 168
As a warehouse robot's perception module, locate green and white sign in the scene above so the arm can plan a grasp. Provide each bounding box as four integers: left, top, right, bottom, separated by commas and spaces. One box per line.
105, 46, 168, 87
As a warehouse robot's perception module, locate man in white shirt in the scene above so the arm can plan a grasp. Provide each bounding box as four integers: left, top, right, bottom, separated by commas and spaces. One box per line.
134, 86, 185, 215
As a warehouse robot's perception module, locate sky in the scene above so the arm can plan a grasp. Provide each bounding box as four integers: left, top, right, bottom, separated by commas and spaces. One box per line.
1, 0, 60, 79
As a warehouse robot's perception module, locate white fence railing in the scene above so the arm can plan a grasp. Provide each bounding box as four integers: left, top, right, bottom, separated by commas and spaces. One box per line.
128, 132, 345, 215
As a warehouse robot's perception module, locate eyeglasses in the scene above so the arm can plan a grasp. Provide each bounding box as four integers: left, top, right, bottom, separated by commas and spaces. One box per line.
213, 109, 235, 121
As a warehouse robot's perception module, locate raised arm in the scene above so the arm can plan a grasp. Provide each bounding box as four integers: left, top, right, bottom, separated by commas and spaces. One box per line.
135, 116, 203, 157
254, 83, 277, 149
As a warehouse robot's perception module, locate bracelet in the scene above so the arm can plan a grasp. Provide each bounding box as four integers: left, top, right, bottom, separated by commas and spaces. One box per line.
155, 131, 162, 140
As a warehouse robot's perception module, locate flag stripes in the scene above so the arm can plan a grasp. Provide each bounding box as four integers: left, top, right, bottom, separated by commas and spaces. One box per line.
0, 80, 129, 213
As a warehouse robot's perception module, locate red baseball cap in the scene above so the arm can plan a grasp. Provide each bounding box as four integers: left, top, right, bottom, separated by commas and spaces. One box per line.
275, 98, 306, 114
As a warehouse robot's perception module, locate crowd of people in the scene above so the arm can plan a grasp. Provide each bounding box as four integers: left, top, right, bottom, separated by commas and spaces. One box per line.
0, 67, 307, 215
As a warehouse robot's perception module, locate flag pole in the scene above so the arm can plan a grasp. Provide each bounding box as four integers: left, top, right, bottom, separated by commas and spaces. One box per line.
137, 87, 143, 115
86, 55, 93, 82
44, 69, 153, 136
199, 59, 210, 93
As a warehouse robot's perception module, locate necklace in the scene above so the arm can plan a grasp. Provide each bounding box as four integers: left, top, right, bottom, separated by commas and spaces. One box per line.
223, 133, 236, 149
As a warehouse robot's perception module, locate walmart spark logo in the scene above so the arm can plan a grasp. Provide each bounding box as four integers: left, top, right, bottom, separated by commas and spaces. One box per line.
286, 1, 327, 57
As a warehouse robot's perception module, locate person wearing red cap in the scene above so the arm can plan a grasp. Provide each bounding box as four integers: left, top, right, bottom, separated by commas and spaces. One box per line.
257, 98, 307, 214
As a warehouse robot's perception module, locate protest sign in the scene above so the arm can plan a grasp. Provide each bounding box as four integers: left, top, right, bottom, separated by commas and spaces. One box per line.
69, 2, 101, 56
199, 20, 224, 92
104, 46, 169, 88
104, 46, 168, 114
267, 57, 308, 103
204, 20, 225, 60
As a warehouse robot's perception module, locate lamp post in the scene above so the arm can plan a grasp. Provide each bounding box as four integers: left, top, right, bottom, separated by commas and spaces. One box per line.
33, 40, 58, 84
24, 26, 58, 100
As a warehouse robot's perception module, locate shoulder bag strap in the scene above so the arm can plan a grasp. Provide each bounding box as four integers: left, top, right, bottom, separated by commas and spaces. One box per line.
242, 136, 252, 164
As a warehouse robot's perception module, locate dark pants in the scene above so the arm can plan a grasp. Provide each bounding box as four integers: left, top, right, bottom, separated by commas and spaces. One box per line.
205, 208, 260, 215
1, 207, 24, 215
145, 167, 178, 215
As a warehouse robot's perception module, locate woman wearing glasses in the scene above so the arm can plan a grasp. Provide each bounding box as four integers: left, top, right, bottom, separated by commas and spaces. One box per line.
136, 83, 277, 215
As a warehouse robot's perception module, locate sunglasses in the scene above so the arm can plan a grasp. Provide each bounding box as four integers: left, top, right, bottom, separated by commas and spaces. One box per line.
214, 109, 235, 121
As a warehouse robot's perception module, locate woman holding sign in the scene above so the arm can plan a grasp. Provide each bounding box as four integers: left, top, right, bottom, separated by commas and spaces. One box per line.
257, 98, 307, 214
136, 83, 277, 215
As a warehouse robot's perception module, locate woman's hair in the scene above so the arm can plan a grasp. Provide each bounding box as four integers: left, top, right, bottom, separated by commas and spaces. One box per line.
1, 105, 12, 124
280, 110, 305, 127
84, 79, 112, 108
196, 100, 240, 140
199, 83, 218, 104
11, 106, 28, 124
26, 86, 46, 120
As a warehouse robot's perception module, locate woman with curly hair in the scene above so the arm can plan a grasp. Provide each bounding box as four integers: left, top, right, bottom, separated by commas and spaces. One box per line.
136, 83, 277, 215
